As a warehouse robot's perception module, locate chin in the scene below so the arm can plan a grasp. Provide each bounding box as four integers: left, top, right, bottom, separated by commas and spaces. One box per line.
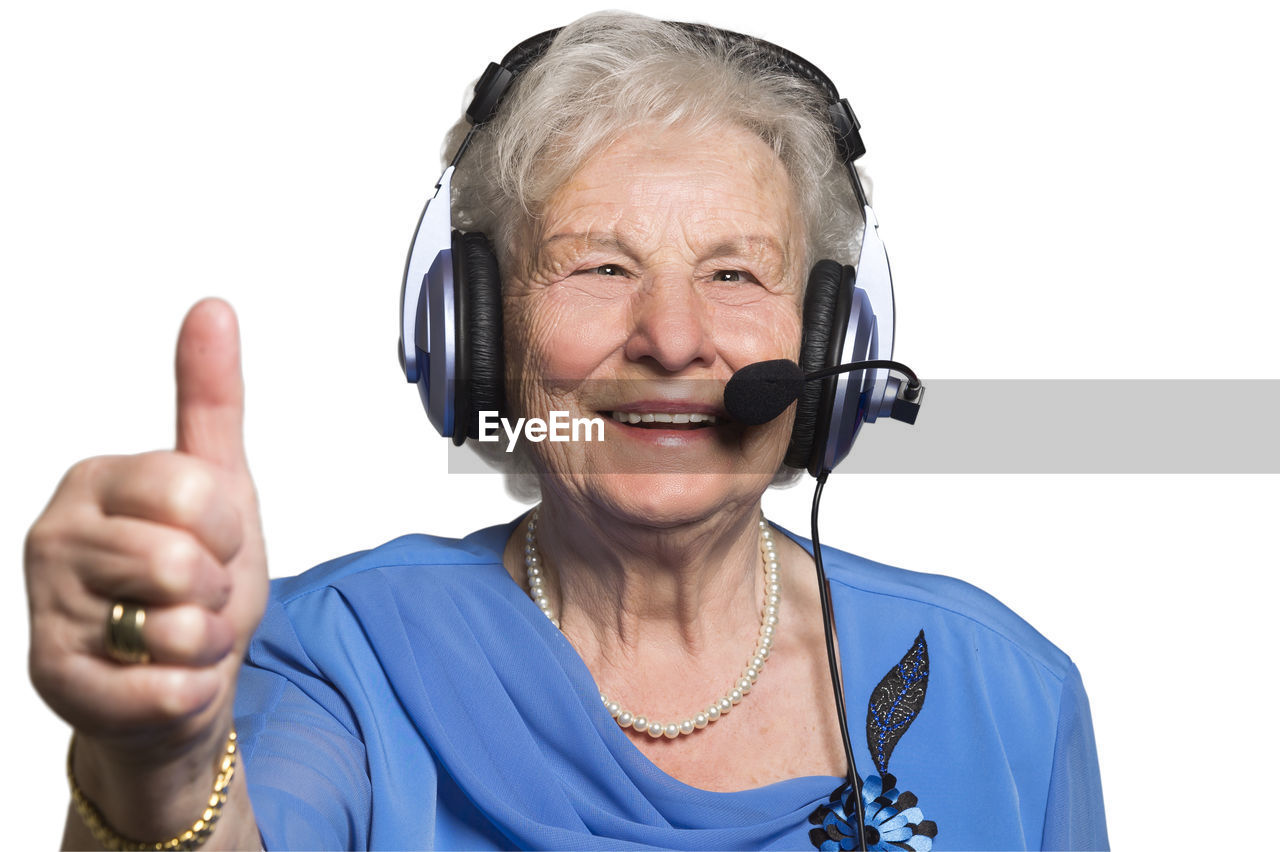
589, 470, 773, 530
530, 422, 789, 526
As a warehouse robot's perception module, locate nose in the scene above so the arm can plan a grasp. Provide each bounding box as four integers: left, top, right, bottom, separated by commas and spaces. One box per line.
623, 270, 717, 373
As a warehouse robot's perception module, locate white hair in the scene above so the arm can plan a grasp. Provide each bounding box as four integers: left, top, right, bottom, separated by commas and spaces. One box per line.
444, 11, 865, 495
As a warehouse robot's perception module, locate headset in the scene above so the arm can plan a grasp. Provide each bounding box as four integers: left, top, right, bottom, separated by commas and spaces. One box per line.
399, 23, 915, 479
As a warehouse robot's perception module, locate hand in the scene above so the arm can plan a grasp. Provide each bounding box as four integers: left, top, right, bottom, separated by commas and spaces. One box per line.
26, 299, 269, 764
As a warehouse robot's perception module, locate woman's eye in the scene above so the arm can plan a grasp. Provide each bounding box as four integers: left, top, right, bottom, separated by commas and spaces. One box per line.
585, 264, 625, 277
713, 270, 747, 283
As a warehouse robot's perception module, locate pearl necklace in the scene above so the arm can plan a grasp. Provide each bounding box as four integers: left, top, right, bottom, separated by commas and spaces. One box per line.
523, 508, 780, 739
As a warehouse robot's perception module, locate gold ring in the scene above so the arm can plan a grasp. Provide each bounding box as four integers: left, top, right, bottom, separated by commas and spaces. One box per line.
106, 601, 150, 664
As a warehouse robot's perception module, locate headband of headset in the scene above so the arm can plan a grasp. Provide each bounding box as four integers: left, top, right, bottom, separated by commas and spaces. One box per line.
464, 25, 866, 176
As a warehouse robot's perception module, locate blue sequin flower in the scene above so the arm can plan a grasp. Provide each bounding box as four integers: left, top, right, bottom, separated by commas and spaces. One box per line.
809, 632, 936, 851
809, 774, 937, 852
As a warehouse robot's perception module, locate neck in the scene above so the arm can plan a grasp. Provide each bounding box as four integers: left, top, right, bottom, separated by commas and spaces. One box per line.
530, 495, 766, 658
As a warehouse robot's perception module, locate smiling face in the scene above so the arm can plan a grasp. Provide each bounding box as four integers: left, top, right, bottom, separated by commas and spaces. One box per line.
503, 121, 807, 527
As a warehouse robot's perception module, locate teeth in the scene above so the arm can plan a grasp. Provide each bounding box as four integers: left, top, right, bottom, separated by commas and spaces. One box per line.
610, 411, 718, 425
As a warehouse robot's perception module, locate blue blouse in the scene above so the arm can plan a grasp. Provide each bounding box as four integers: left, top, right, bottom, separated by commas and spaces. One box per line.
234, 521, 1107, 850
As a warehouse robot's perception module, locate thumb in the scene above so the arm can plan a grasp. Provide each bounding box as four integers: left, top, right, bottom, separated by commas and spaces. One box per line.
175, 298, 249, 472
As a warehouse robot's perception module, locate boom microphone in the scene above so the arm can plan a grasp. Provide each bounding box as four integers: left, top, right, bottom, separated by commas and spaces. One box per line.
722, 360, 807, 425
723, 358, 924, 426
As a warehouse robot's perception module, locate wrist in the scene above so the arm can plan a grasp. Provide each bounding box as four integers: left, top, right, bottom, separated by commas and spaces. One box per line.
69, 719, 239, 848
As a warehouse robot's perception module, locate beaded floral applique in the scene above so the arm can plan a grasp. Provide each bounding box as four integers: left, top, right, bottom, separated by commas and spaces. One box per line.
808, 631, 938, 851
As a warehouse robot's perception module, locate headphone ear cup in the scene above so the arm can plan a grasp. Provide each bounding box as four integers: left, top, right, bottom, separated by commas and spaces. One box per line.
785, 260, 845, 471
452, 231, 506, 444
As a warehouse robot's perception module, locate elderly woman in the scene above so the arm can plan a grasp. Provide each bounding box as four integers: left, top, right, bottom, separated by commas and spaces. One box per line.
26, 12, 1106, 852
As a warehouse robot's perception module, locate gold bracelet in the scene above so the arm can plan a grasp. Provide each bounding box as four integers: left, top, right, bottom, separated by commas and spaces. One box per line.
67, 727, 238, 852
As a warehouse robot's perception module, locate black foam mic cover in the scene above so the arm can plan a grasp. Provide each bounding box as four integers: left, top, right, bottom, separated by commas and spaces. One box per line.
723, 359, 806, 425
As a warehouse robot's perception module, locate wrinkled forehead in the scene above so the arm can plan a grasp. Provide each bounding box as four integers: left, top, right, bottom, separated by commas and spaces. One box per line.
518, 122, 807, 275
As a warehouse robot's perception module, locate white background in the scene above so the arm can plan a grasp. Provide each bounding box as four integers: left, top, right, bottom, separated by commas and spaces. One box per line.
4, 1, 1277, 847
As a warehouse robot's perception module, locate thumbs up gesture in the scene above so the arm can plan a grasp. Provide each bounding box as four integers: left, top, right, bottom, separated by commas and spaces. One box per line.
25, 299, 268, 836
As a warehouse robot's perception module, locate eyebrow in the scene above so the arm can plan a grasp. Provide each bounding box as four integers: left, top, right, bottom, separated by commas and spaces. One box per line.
703, 235, 788, 262
543, 232, 631, 253
543, 232, 787, 261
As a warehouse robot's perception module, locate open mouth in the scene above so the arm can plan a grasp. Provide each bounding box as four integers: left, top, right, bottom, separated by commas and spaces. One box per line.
606, 411, 720, 430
